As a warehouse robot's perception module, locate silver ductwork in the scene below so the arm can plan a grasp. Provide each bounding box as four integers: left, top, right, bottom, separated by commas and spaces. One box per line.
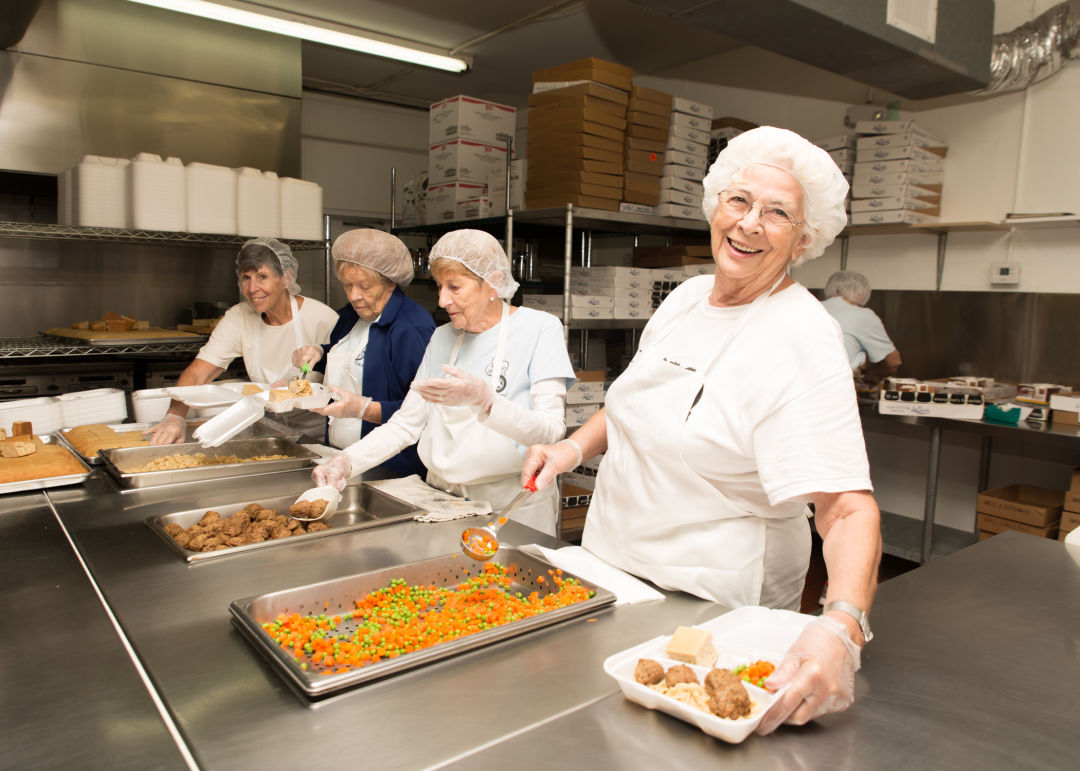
978, 0, 1080, 95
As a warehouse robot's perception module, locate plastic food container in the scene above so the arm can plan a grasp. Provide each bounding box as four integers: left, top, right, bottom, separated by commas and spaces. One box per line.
193, 396, 265, 447
55, 388, 128, 428
279, 177, 323, 240
0, 396, 62, 436
127, 153, 186, 231
186, 162, 237, 235
62, 155, 129, 228
235, 167, 280, 237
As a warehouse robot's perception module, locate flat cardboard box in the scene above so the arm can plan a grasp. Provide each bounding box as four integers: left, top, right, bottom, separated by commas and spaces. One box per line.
850, 196, 941, 214
659, 187, 704, 207
666, 136, 709, 158
626, 136, 666, 154
529, 104, 627, 131
529, 115, 625, 143
428, 138, 509, 184
527, 142, 624, 166
653, 202, 700, 220
856, 132, 947, 152
851, 182, 941, 201
854, 120, 944, 144
625, 148, 665, 175
815, 134, 858, 151
671, 97, 713, 120
665, 148, 706, 169
857, 144, 949, 163
671, 111, 711, 132
1052, 410, 1080, 428
527, 181, 622, 200
852, 170, 945, 188
628, 97, 671, 119
976, 485, 1064, 527
528, 170, 623, 189
1068, 468, 1080, 495
631, 84, 672, 107
660, 174, 701, 195
669, 124, 711, 145
976, 511, 1059, 539
524, 191, 620, 211
849, 209, 938, 226
627, 110, 669, 130
528, 90, 627, 115
575, 369, 606, 382
1060, 510, 1080, 532
627, 123, 669, 142
532, 57, 633, 93
855, 157, 945, 175
623, 171, 662, 193
662, 162, 705, 182
528, 129, 623, 154
623, 187, 660, 206
429, 94, 516, 145
534, 157, 624, 176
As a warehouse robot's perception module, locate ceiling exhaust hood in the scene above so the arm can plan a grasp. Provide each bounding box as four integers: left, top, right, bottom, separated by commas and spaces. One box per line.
1, 0, 43, 49
626, 0, 995, 99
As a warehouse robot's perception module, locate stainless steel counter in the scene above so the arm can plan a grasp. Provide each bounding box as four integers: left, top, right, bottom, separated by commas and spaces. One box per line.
0, 490, 187, 770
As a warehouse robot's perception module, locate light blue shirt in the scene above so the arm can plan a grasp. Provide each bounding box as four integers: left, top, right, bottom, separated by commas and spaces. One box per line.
822, 296, 896, 370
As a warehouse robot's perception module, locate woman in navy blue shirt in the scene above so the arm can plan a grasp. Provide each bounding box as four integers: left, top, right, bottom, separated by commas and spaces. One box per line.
293, 229, 434, 477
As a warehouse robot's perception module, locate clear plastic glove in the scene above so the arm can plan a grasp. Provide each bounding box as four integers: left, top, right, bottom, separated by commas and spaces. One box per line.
292, 345, 323, 370
312, 452, 352, 491
411, 365, 494, 413
144, 413, 186, 445
755, 615, 861, 735
310, 385, 371, 420
521, 438, 583, 491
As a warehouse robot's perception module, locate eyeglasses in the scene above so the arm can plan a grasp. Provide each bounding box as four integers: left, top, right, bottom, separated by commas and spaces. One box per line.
717, 190, 802, 230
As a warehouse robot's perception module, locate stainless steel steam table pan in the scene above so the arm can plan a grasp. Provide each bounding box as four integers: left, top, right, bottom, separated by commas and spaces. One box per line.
99, 437, 317, 489
146, 484, 424, 563
230, 547, 616, 698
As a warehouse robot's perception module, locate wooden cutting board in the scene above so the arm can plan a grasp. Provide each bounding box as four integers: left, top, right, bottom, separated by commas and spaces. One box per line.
45, 327, 206, 342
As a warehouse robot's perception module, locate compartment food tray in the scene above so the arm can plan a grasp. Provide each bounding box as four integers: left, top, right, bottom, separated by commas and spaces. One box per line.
601, 606, 814, 743
222, 381, 333, 413
230, 547, 616, 698
146, 484, 424, 562
99, 437, 317, 489
0, 435, 93, 494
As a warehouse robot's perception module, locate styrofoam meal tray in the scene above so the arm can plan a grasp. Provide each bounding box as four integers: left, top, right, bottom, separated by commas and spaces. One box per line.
601, 606, 814, 743
165, 384, 245, 408
221, 381, 332, 413
0, 396, 63, 436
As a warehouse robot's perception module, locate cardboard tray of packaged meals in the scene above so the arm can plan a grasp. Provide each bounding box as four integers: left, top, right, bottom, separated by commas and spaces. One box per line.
229, 547, 616, 699
99, 437, 318, 489
602, 606, 814, 744
0, 434, 93, 495
146, 483, 424, 563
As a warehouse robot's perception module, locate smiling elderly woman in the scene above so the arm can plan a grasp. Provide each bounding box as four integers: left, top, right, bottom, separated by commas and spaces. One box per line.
524, 126, 883, 734
312, 229, 575, 536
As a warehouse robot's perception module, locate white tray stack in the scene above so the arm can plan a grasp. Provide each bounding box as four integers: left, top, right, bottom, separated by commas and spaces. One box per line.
656, 97, 713, 220
0, 397, 63, 436
55, 388, 128, 428
850, 120, 947, 226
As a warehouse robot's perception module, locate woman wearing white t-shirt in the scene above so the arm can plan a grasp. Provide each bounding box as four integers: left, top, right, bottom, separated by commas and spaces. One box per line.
524, 127, 883, 735
312, 229, 574, 536
145, 237, 338, 444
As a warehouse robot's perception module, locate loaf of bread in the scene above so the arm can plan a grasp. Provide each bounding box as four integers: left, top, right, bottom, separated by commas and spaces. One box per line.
664, 626, 718, 667
0, 439, 36, 458
0, 437, 86, 484
12, 421, 33, 437
63, 424, 149, 459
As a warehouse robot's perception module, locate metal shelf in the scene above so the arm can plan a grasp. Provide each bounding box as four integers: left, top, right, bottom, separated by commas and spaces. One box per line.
0, 336, 205, 359
0, 221, 325, 250
394, 206, 708, 238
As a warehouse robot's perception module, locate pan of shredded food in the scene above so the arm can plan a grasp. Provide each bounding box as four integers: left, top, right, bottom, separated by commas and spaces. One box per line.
99, 437, 318, 489
229, 547, 616, 698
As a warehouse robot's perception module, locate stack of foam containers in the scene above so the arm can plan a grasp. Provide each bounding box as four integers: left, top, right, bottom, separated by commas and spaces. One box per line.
0, 397, 63, 436
58, 156, 130, 228
235, 168, 281, 237
56, 388, 128, 429
279, 177, 324, 240
126, 153, 186, 231
186, 162, 237, 234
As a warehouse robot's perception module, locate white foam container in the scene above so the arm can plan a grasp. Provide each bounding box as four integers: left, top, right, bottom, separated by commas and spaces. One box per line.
127, 153, 186, 231
235, 168, 280, 237
132, 388, 172, 423
55, 388, 128, 428
0, 396, 63, 436
186, 162, 237, 234
279, 177, 323, 240
68, 156, 130, 228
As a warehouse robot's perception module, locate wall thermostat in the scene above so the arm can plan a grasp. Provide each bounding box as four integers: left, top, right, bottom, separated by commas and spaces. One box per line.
990, 262, 1021, 286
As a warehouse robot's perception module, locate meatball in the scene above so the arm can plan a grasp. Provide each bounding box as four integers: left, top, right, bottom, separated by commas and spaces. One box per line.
187, 533, 210, 551
198, 511, 221, 526
231, 508, 252, 523
243, 502, 262, 514
286, 518, 303, 532
705, 669, 751, 719
305, 521, 330, 532
634, 658, 665, 686
254, 508, 276, 522
163, 523, 183, 537
270, 526, 292, 539
289, 500, 313, 518
664, 664, 698, 688
174, 531, 193, 549
222, 517, 247, 536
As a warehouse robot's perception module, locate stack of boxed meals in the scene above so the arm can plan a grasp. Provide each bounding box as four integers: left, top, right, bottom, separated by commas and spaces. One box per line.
850, 120, 947, 226
522, 265, 657, 321
427, 95, 517, 223
656, 97, 714, 219
560, 370, 606, 538
622, 85, 672, 209
525, 58, 633, 212
976, 484, 1063, 542
1060, 472, 1080, 542
814, 132, 858, 214
565, 369, 606, 430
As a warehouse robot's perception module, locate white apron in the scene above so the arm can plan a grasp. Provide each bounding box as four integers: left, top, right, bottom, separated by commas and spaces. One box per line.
420, 303, 559, 537
583, 277, 809, 609
325, 319, 372, 449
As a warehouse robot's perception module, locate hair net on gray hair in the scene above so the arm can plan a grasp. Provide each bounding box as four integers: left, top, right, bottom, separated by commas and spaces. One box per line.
236, 237, 301, 295
332, 229, 414, 287
702, 126, 849, 266
428, 229, 519, 300
824, 270, 872, 306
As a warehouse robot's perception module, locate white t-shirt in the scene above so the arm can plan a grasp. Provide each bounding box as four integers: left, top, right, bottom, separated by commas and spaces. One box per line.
822, 296, 896, 370
196, 295, 338, 383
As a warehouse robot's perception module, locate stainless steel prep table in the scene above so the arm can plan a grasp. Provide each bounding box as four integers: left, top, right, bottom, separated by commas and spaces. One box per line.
441, 531, 1080, 770
45, 469, 714, 769
0, 489, 188, 770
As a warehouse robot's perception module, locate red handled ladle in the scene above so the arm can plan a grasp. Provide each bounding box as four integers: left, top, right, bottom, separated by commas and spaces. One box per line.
460, 476, 539, 561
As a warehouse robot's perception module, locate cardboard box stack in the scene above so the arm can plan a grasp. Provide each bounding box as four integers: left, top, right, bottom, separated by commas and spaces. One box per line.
559, 369, 606, 539
426, 95, 516, 223
654, 97, 713, 219
1060, 469, 1080, 541
850, 120, 947, 226
623, 85, 672, 209
525, 58, 633, 212
976, 485, 1063, 541
814, 132, 858, 214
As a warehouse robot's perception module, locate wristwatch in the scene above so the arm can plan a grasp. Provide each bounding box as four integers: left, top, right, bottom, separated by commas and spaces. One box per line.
824, 601, 873, 644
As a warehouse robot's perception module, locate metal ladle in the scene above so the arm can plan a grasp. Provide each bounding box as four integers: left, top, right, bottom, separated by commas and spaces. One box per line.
460, 476, 538, 561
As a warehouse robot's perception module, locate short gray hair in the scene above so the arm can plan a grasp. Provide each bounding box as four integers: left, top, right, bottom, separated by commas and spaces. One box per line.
824, 271, 871, 306
236, 237, 301, 295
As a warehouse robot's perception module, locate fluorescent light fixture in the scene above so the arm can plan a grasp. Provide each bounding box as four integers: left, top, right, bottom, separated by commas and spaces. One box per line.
125, 0, 471, 72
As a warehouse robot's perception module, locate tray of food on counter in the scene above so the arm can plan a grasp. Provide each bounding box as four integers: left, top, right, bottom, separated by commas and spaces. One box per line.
146, 483, 425, 562
230, 546, 616, 698
602, 606, 814, 743
57, 419, 295, 465
98, 437, 318, 489
0, 422, 92, 494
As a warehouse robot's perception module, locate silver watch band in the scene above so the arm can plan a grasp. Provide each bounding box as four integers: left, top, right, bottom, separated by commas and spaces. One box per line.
823, 600, 873, 643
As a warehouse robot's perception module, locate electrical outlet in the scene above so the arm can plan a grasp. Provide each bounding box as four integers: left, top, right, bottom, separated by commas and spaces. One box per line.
990, 262, 1021, 286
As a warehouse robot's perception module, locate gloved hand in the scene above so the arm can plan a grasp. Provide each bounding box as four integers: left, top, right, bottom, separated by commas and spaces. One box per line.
312, 452, 352, 491
310, 385, 371, 420
521, 438, 583, 491
144, 413, 186, 445
411, 365, 494, 413
755, 615, 861, 735
292, 346, 323, 370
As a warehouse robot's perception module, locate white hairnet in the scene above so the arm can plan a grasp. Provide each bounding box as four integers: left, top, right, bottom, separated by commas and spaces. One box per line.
332, 229, 414, 287
236, 237, 301, 295
824, 270, 871, 306
428, 229, 519, 300
702, 126, 849, 265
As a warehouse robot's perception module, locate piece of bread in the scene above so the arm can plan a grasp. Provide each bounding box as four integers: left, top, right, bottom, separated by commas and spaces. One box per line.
135, 320, 150, 330
269, 389, 294, 402
90, 321, 107, 331
0, 439, 86, 484
72, 321, 90, 330
241, 384, 264, 396
106, 318, 135, 332
0, 428, 6, 440
0, 439, 36, 458
12, 421, 33, 437
664, 626, 718, 667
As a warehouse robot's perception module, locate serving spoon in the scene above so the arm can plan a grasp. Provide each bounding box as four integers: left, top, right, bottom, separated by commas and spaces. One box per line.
460, 476, 538, 561
290, 485, 341, 522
